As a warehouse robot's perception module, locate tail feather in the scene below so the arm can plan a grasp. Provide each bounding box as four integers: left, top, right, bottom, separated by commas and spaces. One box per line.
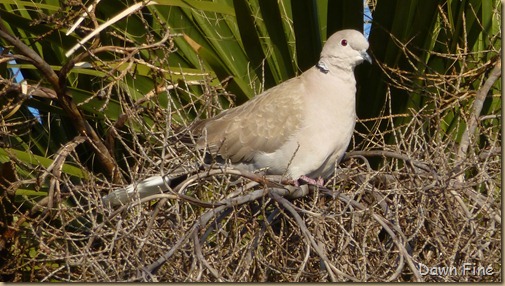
102, 176, 168, 206
102, 173, 188, 206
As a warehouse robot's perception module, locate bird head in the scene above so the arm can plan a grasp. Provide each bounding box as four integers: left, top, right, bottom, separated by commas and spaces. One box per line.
319, 29, 371, 71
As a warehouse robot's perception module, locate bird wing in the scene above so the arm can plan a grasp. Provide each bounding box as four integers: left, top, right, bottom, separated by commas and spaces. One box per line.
191, 76, 305, 163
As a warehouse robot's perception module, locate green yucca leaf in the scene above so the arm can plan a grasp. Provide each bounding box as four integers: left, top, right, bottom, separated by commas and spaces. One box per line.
0, 148, 88, 179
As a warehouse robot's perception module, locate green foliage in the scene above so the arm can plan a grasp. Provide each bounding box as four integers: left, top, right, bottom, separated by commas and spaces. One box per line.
0, 0, 500, 282
358, 0, 501, 145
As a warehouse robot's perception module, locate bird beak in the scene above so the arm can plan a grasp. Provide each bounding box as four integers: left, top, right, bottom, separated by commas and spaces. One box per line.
362, 51, 372, 64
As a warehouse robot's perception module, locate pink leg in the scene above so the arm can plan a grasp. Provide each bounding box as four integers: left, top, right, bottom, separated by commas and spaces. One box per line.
298, 175, 325, 187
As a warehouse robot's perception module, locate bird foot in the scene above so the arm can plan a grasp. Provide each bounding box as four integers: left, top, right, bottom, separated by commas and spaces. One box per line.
296, 175, 325, 187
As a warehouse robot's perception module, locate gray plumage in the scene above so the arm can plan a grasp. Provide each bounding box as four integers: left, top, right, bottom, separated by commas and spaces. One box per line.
103, 29, 371, 206
190, 29, 370, 179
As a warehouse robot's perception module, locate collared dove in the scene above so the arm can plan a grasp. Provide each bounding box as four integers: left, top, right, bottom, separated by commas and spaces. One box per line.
103, 29, 371, 206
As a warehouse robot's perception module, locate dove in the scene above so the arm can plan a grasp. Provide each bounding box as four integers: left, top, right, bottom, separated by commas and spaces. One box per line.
103, 29, 371, 206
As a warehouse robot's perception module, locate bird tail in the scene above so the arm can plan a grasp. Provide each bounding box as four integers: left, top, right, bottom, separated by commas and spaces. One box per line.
102, 171, 189, 206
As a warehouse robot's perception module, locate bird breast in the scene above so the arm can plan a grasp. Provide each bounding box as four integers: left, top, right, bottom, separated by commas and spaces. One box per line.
253, 67, 357, 178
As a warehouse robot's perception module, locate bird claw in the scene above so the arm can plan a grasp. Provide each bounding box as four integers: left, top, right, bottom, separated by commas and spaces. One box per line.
296, 175, 325, 187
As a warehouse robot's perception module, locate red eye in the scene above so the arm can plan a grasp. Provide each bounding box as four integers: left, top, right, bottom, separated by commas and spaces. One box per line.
341, 39, 348, 46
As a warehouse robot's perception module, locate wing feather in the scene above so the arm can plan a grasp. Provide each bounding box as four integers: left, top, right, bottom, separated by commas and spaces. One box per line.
191, 76, 305, 163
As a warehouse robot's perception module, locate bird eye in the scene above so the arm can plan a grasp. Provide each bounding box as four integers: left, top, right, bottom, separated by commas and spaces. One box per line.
341, 39, 348, 46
